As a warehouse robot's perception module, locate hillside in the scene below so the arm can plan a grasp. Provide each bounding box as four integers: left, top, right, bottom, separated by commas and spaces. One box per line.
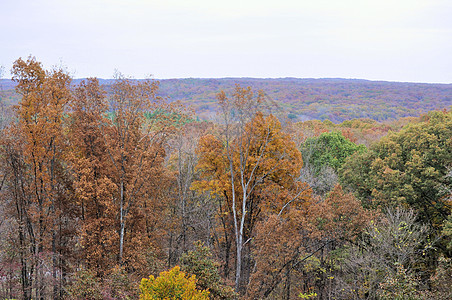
1, 78, 451, 122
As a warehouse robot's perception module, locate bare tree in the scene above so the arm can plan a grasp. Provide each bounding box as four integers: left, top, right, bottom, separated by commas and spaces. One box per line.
337, 207, 432, 299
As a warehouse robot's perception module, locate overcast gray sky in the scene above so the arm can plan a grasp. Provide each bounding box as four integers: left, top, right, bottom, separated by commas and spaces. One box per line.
1, 0, 451, 83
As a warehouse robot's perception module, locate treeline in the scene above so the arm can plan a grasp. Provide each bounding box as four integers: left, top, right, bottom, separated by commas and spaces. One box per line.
0, 57, 451, 299
2, 77, 452, 123
157, 78, 452, 122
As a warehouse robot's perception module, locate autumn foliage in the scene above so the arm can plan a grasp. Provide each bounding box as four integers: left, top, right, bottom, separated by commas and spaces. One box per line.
0, 57, 450, 299
139, 266, 209, 300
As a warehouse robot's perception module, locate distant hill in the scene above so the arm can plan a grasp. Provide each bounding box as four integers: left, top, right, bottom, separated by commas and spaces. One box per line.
1, 78, 451, 123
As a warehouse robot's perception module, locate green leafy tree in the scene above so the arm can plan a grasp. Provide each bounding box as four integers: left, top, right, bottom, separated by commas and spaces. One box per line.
302, 131, 366, 175
139, 266, 209, 300
340, 110, 452, 228
180, 242, 236, 300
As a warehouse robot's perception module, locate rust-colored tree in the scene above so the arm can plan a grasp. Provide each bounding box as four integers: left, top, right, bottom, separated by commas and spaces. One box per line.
68, 78, 118, 277
1, 56, 74, 300
101, 74, 185, 273
193, 85, 310, 293
247, 185, 371, 299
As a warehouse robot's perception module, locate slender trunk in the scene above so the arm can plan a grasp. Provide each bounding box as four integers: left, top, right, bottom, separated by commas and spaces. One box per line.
19, 225, 32, 300
52, 231, 57, 300
218, 196, 231, 278
235, 188, 247, 291
235, 233, 242, 291
51, 148, 58, 300
206, 217, 211, 247
35, 263, 39, 300
59, 221, 66, 300
284, 265, 291, 300
182, 197, 187, 252
37, 218, 44, 300
168, 231, 174, 268
178, 146, 188, 252
119, 180, 125, 265
224, 231, 231, 278
226, 138, 241, 292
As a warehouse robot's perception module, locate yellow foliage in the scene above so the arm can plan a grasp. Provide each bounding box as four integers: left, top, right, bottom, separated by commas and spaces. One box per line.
140, 266, 210, 300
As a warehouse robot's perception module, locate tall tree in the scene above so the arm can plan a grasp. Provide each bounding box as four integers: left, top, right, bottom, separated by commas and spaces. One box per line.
68, 78, 118, 276
339, 208, 431, 299
102, 75, 184, 270
180, 241, 236, 299
166, 121, 215, 267
193, 85, 309, 293
4, 56, 73, 299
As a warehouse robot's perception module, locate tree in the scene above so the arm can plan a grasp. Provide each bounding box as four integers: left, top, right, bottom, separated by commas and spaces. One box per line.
139, 266, 209, 300
2, 56, 74, 299
246, 185, 371, 299
338, 208, 431, 299
299, 131, 366, 196
66, 268, 103, 300
166, 122, 215, 267
301, 131, 366, 175
180, 241, 236, 299
340, 109, 452, 229
193, 85, 310, 293
443, 214, 452, 251
68, 78, 118, 277
102, 74, 186, 271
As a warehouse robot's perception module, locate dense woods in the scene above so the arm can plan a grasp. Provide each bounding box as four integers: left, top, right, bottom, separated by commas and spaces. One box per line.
2, 77, 452, 123
0, 57, 451, 299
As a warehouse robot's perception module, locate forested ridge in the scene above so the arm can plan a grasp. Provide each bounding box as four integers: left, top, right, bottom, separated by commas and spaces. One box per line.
2, 77, 451, 123
0, 57, 451, 299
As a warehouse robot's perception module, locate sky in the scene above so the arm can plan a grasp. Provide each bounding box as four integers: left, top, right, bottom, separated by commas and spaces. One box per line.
0, 0, 451, 83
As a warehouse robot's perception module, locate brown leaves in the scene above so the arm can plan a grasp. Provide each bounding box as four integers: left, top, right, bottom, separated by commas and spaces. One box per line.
194, 112, 310, 228
307, 185, 373, 241
68, 75, 175, 276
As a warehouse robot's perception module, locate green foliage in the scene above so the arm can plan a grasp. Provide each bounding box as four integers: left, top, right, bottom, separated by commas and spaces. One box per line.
68, 266, 137, 300
443, 215, 452, 251
144, 110, 193, 126
67, 269, 103, 300
139, 266, 209, 300
340, 110, 452, 227
180, 241, 236, 300
287, 113, 298, 120
302, 131, 366, 174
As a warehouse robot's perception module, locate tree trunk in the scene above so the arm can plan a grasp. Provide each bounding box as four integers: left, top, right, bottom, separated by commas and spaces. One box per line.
119, 180, 125, 265
52, 230, 57, 300
235, 233, 242, 292
19, 226, 32, 300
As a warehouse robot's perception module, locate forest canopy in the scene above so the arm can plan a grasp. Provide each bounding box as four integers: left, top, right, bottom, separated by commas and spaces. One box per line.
0, 57, 451, 299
